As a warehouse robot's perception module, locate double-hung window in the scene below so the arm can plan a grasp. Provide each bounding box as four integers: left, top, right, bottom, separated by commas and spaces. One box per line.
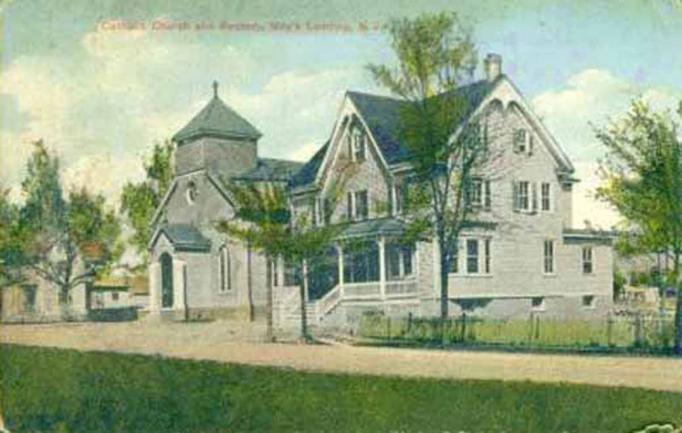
516, 181, 530, 211
541, 182, 551, 211
354, 190, 368, 220
467, 179, 491, 210
466, 239, 479, 274
582, 247, 593, 274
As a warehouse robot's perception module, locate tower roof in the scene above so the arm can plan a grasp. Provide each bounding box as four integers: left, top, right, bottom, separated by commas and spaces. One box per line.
173, 81, 262, 143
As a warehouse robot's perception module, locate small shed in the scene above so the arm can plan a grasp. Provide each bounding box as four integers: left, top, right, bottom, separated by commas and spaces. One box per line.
89, 277, 131, 310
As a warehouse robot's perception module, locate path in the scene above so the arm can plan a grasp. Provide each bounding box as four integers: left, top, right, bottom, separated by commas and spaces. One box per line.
2, 321, 681, 393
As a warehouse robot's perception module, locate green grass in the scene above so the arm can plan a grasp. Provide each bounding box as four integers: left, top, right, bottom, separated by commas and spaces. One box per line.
358, 315, 676, 353
1, 345, 681, 432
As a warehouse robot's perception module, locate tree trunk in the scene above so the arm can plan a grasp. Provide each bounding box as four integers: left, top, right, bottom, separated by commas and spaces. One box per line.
246, 243, 256, 322
300, 273, 309, 341
58, 285, 70, 320
264, 253, 273, 342
439, 247, 449, 320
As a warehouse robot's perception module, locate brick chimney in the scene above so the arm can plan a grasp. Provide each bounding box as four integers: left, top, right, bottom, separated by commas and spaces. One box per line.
484, 53, 502, 82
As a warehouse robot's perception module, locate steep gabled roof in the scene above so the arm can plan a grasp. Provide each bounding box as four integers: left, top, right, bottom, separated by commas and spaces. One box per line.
173, 94, 262, 143
347, 79, 496, 165
292, 79, 498, 189
290, 141, 329, 188
233, 158, 304, 182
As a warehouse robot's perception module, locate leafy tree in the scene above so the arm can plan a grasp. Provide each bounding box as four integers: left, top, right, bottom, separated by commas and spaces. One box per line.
19, 141, 122, 316
120, 141, 174, 264
217, 182, 344, 340
0, 187, 32, 289
367, 12, 489, 320
595, 100, 682, 354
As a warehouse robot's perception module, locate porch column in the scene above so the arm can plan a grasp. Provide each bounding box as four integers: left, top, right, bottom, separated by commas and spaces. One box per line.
337, 245, 344, 297
378, 237, 386, 299
172, 259, 187, 315
149, 262, 160, 314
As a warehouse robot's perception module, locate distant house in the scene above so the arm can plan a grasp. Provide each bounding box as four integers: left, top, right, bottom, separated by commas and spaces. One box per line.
1, 271, 87, 323
147, 54, 614, 331
88, 277, 131, 310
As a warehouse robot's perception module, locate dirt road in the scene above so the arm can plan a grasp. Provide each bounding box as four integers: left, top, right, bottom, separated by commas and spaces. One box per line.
2, 320, 681, 393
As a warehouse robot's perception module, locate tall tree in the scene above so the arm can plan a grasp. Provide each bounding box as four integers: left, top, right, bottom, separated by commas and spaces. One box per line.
0, 187, 31, 289
595, 100, 682, 354
120, 141, 174, 264
367, 12, 489, 319
19, 141, 122, 316
217, 182, 344, 340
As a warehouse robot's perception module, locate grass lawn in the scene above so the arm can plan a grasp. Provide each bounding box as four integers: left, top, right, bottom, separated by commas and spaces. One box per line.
1, 344, 681, 433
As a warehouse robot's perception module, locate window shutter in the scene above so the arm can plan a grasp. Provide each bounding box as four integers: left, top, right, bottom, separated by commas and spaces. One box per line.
388, 186, 394, 216
484, 180, 491, 210
528, 135, 534, 155
347, 133, 353, 161
512, 181, 519, 212
531, 183, 538, 212
347, 192, 353, 220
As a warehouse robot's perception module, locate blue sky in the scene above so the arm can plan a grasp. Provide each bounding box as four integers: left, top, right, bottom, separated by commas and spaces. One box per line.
2, 0, 682, 228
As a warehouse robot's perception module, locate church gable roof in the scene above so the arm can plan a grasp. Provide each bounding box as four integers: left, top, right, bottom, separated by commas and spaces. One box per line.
173, 82, 262, 143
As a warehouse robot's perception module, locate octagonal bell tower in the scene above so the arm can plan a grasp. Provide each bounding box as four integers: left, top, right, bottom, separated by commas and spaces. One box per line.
172, 81, 261, 179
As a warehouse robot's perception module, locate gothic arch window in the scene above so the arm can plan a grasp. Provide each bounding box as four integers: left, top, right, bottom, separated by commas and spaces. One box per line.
218, 245, 231, 293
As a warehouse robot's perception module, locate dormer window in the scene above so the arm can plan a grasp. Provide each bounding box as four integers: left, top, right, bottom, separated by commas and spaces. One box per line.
513, 128, 533, 155
186, 181, 198, 204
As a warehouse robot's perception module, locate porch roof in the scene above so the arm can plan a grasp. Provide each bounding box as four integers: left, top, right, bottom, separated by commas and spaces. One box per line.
339, 217, 407, 239
155, 223, 212, 252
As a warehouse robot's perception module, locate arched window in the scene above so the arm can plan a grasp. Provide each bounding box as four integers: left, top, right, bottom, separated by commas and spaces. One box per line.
219, 245, 231, 293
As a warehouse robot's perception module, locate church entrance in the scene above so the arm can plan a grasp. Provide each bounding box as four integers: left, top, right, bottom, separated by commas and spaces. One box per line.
160, 253, 174, 308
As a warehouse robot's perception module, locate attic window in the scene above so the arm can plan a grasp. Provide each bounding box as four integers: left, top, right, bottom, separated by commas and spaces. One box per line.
186, 181, 198, 204
350, 126, 366, 162
513, 129, 533, 155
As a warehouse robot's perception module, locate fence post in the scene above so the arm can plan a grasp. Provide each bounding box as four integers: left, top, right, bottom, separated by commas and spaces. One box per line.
634, 312, 643, 348
528, 312, 534, 347
606, 312, 613, 347
534, 315, 541, 340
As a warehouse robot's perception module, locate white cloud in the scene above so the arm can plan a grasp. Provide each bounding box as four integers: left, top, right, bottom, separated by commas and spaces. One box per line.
532, 69, 682, 228
571, 161, 621, 230
224, 67, 373, 161
532, 69, 682, 162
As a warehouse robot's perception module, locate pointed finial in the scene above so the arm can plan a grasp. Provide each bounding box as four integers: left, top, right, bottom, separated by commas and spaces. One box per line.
212, 80, 219, 98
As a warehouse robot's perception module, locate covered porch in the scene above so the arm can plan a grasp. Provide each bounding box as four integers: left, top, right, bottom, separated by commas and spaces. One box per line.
274, 218, 420, 308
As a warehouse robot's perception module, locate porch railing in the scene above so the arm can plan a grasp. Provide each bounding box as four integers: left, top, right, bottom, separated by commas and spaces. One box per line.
385, 278, 418, 296
343, 282, 381, 298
